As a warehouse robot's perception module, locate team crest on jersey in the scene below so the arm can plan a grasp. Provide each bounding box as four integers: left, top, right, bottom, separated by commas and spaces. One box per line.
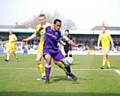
40, 30, 45, 36
55, 32, 58, 36
102, 37, 105, 41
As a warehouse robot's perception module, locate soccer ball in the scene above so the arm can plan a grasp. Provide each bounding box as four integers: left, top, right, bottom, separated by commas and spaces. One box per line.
64, 57, 73, 66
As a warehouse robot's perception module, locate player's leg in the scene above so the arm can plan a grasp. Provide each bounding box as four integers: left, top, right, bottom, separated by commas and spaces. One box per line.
105, 48, 111, 68
56, 59, 78, 81
5, 43, 11, 62
64, 46, 69, 57
53, 50, 67, 73
68, 46, 72, 57
36, 54, 45, 80
12, 51, 18, 61
53, 50, 77, 81
101, 48, 107, 69
101, 54, 106, 69
55, 60, 67, 73
62, 59, 78, 81
12, 51, 16, 57
102, 48, 111, 69
5, 50, 10, 62
106, 54, 111, 68
44, 54, 52, 83
11, 44, 18, 61
6, 52, 10, 61
36, 44, 45, 80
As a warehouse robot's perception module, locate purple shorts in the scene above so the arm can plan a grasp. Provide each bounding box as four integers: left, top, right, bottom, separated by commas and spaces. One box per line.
43, 48, 64, 61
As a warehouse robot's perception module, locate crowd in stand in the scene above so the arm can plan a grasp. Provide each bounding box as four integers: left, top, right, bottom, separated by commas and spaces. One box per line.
1, 38, 120, 52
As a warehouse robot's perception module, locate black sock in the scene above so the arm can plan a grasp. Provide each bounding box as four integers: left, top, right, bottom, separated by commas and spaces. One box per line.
69, 54, 72, 57
65, 65, 71, 74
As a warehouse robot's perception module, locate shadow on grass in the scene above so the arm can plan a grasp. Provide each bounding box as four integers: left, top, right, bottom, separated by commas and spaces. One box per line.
52, 75, 71, 81
0, 91, 120, 96
51, 75, 80, 84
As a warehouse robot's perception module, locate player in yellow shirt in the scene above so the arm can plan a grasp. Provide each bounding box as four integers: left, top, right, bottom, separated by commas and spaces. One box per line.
23, 14, 71, 80
23, 14, 50, 80
97, 26, 114, 69
5, 30, 18, 62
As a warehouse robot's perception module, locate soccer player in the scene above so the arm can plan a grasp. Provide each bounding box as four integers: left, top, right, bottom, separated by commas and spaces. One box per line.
23, 14, 50, 80
43, 19, 81, 83
5, 30, 18, 62
63, 29, 73, 57
97, 26, 114, 69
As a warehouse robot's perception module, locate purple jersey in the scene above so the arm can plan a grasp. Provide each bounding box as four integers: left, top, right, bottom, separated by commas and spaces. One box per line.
43, 26, 64, 61
44, 26, 61, 50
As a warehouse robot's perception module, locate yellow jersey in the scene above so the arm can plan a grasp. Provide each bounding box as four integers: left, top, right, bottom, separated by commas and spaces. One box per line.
98, 31, 111, 48
35, 23, 50, 45
35, 23, 50, 55
9, 34, 17, 44
7, 34, 17, 51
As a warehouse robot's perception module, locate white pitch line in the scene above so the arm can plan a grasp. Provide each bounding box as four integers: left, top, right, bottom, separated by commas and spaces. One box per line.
113, 69, 120, 75
0, 67, 36, 70
0, 67, 115, 71
72, 68, 114, 71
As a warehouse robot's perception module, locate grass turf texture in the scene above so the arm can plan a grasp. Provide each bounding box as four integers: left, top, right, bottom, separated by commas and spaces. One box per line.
0, 54, 120, 96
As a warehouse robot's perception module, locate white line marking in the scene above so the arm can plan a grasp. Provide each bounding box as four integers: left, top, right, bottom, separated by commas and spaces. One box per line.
0, 67, 115, 71
72, 68, 114, 71
114, 69, 120, 75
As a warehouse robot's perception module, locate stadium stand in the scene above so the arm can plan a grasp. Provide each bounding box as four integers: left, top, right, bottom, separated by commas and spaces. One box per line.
0, 25, 120, 54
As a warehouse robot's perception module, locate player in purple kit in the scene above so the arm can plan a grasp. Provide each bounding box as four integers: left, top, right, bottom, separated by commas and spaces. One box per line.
43, 19, 81, 83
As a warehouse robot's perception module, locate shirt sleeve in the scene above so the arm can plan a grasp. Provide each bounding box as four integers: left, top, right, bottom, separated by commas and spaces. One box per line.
107, 32, 111, 40
60, 31, 69, 41
62, 35, 69, 41
14, 35, 17, 41
35, 24, 42, 36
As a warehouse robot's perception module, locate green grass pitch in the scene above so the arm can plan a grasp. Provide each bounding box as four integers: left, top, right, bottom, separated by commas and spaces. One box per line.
0, 54, 120, 96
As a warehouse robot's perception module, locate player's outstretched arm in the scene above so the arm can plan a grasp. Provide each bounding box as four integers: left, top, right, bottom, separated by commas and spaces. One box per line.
109, 35, 114, 50
97, 41, 100, 50
22, 26, 44, 43
67, 39, 83, 47
97, 35, 101, 49
22, 33, 36, 42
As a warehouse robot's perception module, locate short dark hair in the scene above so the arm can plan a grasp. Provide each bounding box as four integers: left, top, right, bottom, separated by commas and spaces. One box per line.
53, 19, 62, 24
39, 14, 46, 17
9, 30, 14, 33
65, 29, 69, 32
